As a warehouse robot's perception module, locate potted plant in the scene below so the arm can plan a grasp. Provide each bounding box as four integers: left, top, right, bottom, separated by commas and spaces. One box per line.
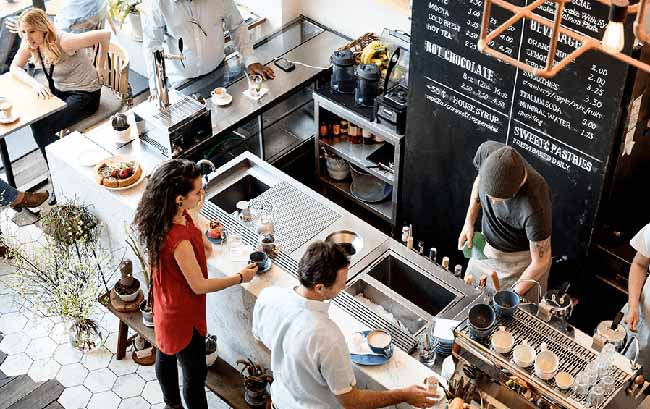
114, 259, 141, 302
5, 199, 116, 351
112, 113, 132, 143
108, 0, 143, 41
237, 359, 273, 407
125, 224, 153, 327
205, 334, 218, 366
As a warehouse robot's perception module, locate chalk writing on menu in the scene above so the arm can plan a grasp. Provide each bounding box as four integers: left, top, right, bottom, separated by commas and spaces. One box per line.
423, 0, 624, 176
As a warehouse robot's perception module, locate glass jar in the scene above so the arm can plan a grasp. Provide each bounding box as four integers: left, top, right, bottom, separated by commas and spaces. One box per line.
348, 123, 361, 144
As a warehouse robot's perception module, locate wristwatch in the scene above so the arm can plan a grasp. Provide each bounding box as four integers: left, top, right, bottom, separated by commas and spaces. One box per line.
238, 273, 243, 284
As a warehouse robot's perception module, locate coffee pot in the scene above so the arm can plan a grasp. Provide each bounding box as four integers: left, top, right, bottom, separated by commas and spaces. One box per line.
330, 50, 356, 94
593, 311, 627, 352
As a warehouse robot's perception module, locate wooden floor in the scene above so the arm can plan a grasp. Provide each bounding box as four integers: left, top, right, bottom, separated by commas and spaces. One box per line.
0, 333, 64, 409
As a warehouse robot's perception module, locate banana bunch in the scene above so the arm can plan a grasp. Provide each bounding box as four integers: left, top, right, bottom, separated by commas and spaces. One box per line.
360, 41, 389, 67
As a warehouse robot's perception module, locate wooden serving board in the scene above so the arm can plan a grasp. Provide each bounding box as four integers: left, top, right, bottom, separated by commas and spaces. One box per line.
110, 289, 144, 312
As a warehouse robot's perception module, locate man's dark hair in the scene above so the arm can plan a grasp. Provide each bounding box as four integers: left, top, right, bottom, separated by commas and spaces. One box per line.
298, 241, 350, 289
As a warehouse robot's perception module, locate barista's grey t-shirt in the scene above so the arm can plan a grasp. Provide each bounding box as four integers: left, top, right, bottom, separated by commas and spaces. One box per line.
473, 141, 552, 252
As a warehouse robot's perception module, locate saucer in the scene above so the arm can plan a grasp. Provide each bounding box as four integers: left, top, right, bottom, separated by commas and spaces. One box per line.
0, 113, 19, 124
211, 93, 232, 106
205, 230, 227, 245
243, 88, 268, 101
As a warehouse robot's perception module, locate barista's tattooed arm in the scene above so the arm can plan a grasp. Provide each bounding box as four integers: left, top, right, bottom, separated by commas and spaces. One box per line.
530, 237, 551, 261
514, 237, 552, 295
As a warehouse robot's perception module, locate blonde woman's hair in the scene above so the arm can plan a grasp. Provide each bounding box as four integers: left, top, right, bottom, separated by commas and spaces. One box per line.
18, 8, 63, 65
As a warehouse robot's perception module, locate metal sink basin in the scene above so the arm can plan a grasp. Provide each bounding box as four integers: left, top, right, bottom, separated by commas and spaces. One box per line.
367, 251, 456, 317
208, 174, 269, 213
345, 278, 427, 335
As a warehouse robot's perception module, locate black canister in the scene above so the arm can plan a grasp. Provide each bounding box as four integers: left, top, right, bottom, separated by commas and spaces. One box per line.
330, 50, 356, 94
355, 64, 380, 107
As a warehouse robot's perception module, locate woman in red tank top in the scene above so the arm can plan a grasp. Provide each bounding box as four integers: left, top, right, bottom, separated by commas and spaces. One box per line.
133, 159, 257, 409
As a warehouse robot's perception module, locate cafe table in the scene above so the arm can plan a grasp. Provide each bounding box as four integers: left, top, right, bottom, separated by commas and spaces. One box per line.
0, 0, 31, 19
0, 72, 65, 187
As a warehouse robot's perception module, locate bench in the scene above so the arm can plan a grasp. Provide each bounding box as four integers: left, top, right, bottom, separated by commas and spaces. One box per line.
99, 293, 251, 409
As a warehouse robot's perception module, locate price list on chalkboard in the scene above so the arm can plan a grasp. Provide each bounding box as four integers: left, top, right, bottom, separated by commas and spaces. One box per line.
404, 0, 630, 259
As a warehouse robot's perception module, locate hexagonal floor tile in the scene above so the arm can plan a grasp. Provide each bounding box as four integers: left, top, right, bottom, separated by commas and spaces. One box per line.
108, 355, 138, 376
49, 322, 67, 344
81, 346, 112, 371
150, 404, 166, 409
0, 352, 33, 376
100, 313, 119, 333
53, 343, 84, 365
58, 385, 92, 409
141, 380, 163, 405
113, 373, 145, 398
118, 396, 150, 409
23, 315, 54, 339
0, 293, 21, 314
104, 332, 119, 354
136, 363, 157, 381
0, 311, 28, 333
25, 337, 58, 361
87, 390, 121, 409
84, 367, 117, 393
0, 331, 30, 354
27, 358, 61, 382
56, 362, 89, 387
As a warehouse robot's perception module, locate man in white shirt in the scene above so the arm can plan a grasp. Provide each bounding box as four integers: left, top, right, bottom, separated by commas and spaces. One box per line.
142, 0, 273, 95
623, 223, 650, 378
253, 241, 439, 409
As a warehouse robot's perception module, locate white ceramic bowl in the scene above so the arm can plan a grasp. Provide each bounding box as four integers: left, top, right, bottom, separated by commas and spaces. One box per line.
555, 371, 574, 390
513, 342, 536, 368
534, 344, 559, 380
490, 326, 514, 354
117, 289, 140, 302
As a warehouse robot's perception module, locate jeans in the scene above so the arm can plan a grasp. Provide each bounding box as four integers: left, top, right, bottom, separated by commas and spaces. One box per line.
155, 329, 208, 409
0, 179, 19, 206
30, 88, 101, 162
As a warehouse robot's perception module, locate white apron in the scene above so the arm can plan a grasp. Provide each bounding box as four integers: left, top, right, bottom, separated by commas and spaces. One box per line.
465, 240, 548, 302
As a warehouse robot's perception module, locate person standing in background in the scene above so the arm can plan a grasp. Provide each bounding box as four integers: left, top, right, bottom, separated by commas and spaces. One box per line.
458, 141, 553, 299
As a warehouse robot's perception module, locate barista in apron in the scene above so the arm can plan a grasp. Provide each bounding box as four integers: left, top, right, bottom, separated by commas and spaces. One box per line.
622, 223, 650, 378
458, 141, 553, 300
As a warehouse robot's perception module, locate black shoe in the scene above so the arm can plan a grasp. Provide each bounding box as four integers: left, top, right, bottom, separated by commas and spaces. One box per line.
47, 191, 56, 206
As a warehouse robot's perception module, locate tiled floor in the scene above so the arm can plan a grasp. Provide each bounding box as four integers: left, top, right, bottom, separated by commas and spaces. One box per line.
0, 260, 232, 409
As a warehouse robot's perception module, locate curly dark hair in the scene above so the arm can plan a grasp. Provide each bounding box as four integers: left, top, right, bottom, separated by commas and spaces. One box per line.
133, 159, 201, 269
298, 241, 350, 289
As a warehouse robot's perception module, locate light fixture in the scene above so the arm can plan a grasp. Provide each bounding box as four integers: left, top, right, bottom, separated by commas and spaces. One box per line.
602, 0, 629, 53
478, 0, 650, 78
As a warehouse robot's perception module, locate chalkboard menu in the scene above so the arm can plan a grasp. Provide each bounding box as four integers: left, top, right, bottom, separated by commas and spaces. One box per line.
402, 0, 630, 261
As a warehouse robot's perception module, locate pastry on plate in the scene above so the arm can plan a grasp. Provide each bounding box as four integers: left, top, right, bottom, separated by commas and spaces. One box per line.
95, 158, 142, 188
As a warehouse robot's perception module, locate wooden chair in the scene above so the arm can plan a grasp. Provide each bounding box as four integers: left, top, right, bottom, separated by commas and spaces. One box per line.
68, 41, 130, 133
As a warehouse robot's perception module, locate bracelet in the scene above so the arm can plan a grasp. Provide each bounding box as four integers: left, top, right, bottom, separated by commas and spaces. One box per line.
238, 273, 243, 284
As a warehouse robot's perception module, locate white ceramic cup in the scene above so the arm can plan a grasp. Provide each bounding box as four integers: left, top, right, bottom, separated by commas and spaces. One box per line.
211, 87, 228, 101
513, 341, 536, 368
0, 102, 13, 118
115, 126, 132, 142
491, 326, 514, 354
535, 342, 559, 380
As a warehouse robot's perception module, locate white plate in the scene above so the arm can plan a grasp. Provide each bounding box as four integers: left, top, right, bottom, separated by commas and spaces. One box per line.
211, 94, 232, 106
0, 114, 20, 124
102, 170, 146, 191
78, 149, 110, 167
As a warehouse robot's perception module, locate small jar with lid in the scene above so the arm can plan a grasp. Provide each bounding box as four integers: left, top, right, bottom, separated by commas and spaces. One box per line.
348, 123, 361, 144
362, 128, 373, 144
340, 120, 349, 135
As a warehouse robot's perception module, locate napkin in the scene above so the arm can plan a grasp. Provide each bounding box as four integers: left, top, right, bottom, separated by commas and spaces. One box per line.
433, 318, 460, 341
347, 332, 382, 356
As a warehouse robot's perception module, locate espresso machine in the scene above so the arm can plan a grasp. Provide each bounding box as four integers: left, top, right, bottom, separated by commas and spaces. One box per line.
135, 41, 212, 158
450, 300, 646, 409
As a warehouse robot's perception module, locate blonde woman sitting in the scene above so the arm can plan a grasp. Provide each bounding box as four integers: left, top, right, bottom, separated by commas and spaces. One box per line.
10, 8, 109, 203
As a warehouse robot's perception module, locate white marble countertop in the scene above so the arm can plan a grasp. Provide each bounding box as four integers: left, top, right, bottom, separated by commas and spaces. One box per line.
47, 134, 448, 406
